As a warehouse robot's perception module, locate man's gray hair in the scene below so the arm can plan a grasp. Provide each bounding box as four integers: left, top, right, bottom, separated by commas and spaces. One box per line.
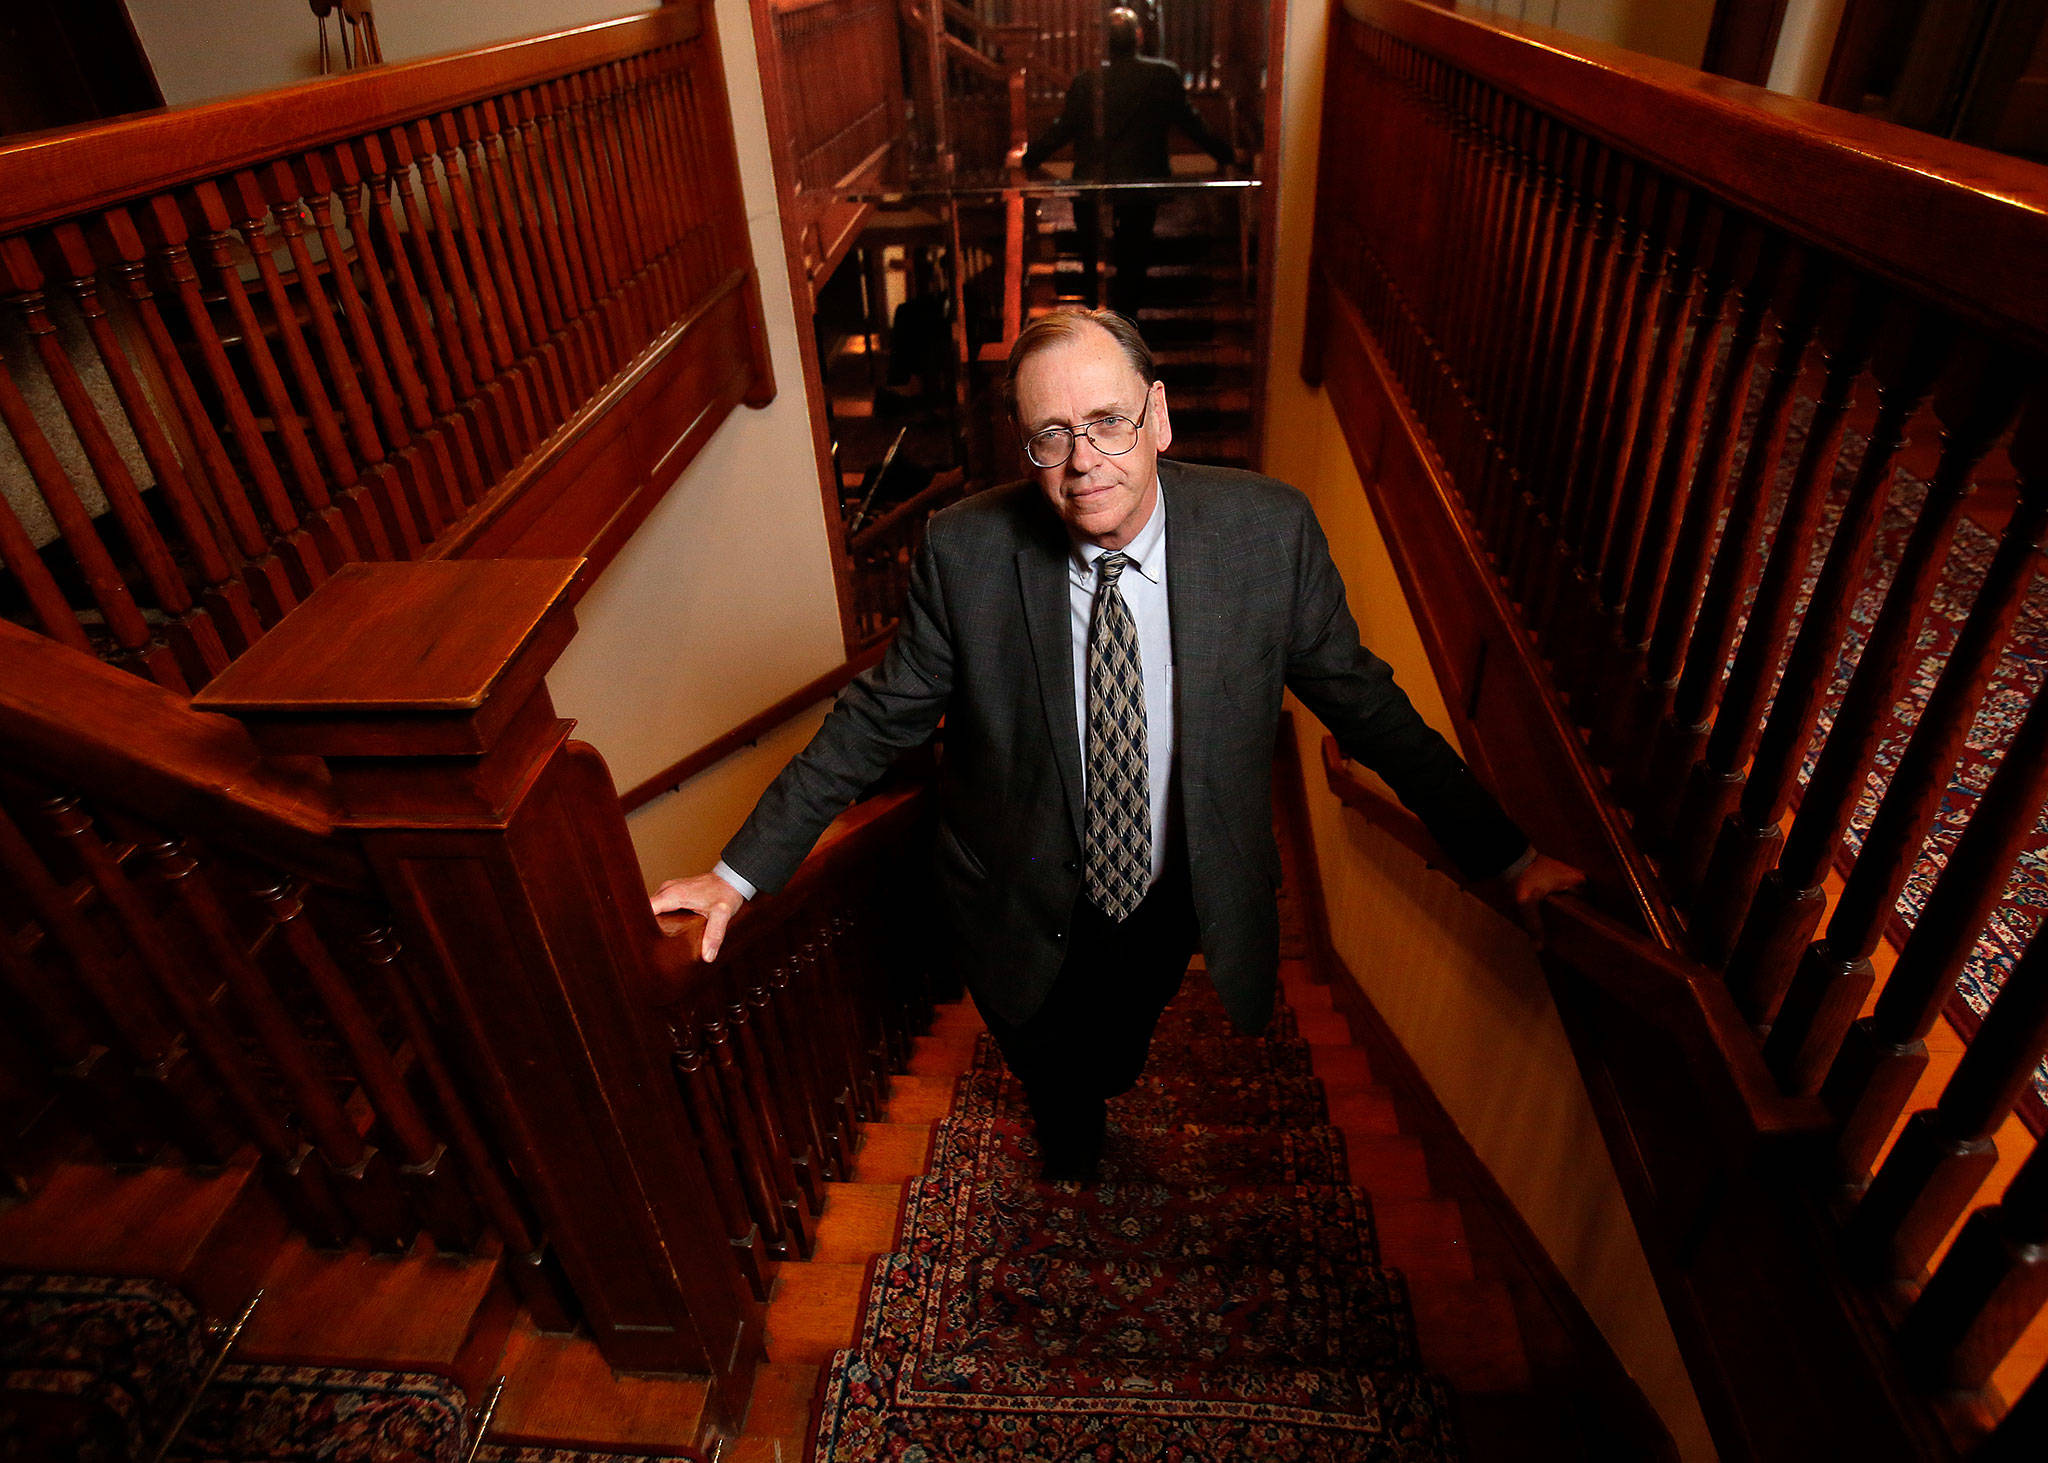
1003, 308, 1158, 420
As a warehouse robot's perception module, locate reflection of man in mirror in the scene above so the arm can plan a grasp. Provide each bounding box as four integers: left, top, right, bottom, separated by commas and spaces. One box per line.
1007, 7, 1236, 319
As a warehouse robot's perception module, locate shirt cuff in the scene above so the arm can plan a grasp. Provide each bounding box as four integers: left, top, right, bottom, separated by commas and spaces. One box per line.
1496, 845, 1537, 882
712, 860, 758, 901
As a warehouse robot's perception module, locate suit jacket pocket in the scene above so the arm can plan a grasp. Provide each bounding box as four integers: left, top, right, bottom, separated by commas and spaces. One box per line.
934, 820, 989, 884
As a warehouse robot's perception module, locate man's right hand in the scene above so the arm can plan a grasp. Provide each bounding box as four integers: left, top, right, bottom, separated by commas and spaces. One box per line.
651, 872, 746, 962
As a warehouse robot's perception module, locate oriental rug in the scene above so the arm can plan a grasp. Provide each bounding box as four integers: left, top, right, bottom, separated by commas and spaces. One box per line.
808, 981, 1463, 1462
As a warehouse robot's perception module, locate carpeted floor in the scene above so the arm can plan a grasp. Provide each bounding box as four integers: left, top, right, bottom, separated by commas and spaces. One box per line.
809, 979, 1464, 1461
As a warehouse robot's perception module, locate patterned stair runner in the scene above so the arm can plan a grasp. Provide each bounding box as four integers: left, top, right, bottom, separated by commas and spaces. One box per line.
810, 978, 1464, 1460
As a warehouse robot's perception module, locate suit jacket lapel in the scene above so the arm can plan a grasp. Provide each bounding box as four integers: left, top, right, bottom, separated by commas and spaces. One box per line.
1163, 460, 1226, 791
1018, 533, 1086, 845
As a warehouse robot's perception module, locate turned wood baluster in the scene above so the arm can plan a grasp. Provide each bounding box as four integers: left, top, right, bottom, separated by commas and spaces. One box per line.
1724, 345, 2032, 1027
139, 195, 330, 594
1509, 135, 1604, 604
837, 913, 894, 1109
186, 181, 363, 570
1559, 172, 1672, 708
499, 93, 598, 402
726, 997, 814, 1257
400, 122, 504, 385
552, 77, 637, 347
0, 339, 171, 685
356, 926, 571, 1324
701, 1017, 793, 1255
748, 977, 826, 1209
0, 799, 240, 1164
521, 86, 613, 371
157, 841, 414, 1249
635, 55, 704, 311
250, 876, 481, 1248
1470, 106, 1539, 517
1764, 386, 2048, 1091
623, 56, 688, 314
285, 157, 412, 454
671, 1041, 772, 1300
1977, 1349, 2048, 1458
2, 238, 225, 687
1528, 145, 1623, 630
803, 935, 868, 1146
47, 223, 261, 661
658, 59, 720, 302
1635, 249, 1831, 871
446, 110, 534, 361
1608, 226, 1777, 814
1894, 1130, 2048, 1391
787, 943, 855, 1177
0, 869, 159, 1161
1431, 76, 1488, 400
1841, 914, 2048, 1282
0, 477, 94, 654
1589, 201, 1730, 766
460, 104, 568, 426
1483, 113, 1561, 556
588, 66, 658, 321
1684, 304, 1950, 947
1825, 680, 2048, 1181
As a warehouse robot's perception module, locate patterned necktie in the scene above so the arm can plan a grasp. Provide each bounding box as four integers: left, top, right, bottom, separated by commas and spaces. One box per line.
1084, 550, 1151, 921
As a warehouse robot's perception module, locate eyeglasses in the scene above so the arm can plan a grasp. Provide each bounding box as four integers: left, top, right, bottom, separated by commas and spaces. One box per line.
1023, 394, 1153, 468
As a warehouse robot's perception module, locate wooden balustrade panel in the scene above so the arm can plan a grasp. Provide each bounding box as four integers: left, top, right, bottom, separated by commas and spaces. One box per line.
775, 0, 906, 194
1308, 0, 2048, 1447
0, 768, 559, 1291
0, 7, 765, 686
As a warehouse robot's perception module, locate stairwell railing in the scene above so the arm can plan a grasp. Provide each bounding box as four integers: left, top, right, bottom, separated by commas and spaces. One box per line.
1305, 1, 2048, 1458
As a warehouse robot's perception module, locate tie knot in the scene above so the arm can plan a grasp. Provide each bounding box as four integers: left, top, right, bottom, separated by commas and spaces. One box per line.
1096, 551, 1130, 586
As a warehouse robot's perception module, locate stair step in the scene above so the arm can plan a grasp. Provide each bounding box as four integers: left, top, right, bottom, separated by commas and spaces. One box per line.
1308, 1042, 1378, 1091
1408, 1276, 1532, 1393
1340, 1132, 1435, 1199
738, 1360, 819, 1457
1373, 1197, 1477, 1284
488, 1315, 710, 1450
1458, 1389, 1593, 1463
237, 1234, 511, 1397
810, 1181, 907, 1264
881, 1073, 957, 1125
0, 1154, 283, 1314
852, 1122, 933, 1184
766, 1259, 867, 1366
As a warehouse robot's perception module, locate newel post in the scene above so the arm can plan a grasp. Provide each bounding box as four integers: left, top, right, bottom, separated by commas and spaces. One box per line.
194, 560, 762, 1420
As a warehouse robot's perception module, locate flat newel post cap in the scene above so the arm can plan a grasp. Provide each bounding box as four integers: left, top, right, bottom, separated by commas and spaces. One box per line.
194, 559, 585, 759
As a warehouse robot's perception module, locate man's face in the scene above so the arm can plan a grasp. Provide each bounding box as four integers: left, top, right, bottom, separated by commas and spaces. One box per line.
1013, 325, 1172, 550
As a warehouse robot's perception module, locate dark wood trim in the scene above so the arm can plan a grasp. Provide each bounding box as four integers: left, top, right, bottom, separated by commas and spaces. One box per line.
0, 8, 704, 234
1348, 0, 2048, 352
1250, 0, 1287, 470
619, 642, 887, 813
1277, 723, 1682, 1463
1700, 0, 1791, 87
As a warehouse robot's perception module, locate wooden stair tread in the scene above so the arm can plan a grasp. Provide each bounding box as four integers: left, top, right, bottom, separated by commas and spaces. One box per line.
739, 1360, 820, 1455
1308, 1043, 1377, 1090
1407, 1275, 1533, 1393
238, 1234, 510, 1393
488, 1317, 709, 1449
810, 1182, 908, 1265
765, 1260, 868, 1366
851, 1122, 934, 1184
1372, 1197, 1477, 1285
1340, 1132, 1436, 1199
881, 1073, 958, 1124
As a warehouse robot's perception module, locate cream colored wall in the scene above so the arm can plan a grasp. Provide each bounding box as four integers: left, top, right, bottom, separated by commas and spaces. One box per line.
1270, 0, 1716, 1457
127, 0, 662, 107
1455, 0, 1716, 68
1766, 0, 1850, 98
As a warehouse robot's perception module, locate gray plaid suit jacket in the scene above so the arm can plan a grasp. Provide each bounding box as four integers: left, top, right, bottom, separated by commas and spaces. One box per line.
722, 459, 1527, 1030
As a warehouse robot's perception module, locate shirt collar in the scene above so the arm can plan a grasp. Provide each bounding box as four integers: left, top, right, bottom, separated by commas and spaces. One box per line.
1070, 479, 1166, 586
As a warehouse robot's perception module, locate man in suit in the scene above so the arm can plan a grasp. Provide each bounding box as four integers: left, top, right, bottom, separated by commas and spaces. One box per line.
653, 308, 1580, 1179
1008, 7, 1235, 318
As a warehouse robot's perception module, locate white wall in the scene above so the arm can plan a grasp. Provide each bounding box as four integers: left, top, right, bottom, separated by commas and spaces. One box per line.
1766, 0, 1850, 98
1455, 0, 1717, 69
1270, 0, 1717, 1456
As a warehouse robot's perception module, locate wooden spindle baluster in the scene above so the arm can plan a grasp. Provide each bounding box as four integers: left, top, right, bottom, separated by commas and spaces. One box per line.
187, 181, 363, 568
1473, 109, 1546, 545
287, 156, 413, 453
0, 894, 159, 1161
44, 223, 256, 665
139, 195, 330, 594
590, 66, 656, 316
1842, 915, 2048, 1280
450, 108, 534, 359
0, 339, 172, 684
1977, 1354, 2048, 1459
462, 103, 568, 426
1724, 345, 2032, 1026
1684, 303, 1951, 948
552, 77, 636, 346
156, 841, 413, 1249
656, 62, 717, 304
1895, 1132, 2048, 1391
727, 997, 813, 1257
339, 137, 483, 522
701, 1017, 791, 1255
1528, 145, 1623, 629
0, 799, 232, 1161
494, 94, 590, 400
2, 238, 222, 687
765, 959, 841, 1181
622, 57, 687, 312
1764, 387, 2048, 1091
803, 935, 867, 1151
1498, 119, 1575, 543
250, 877, 480, 1248
1609, 226, 1778, 817
0, 487, 95, 654
1560, 171, 1672, 708
137, 835, 353, 1243
404, 118, 510, 385
521, 85, 608, 367
835, 914, 893, 1112
671, 1042, 773, 1300
94, 206, 300, 626
1593, 205, 1740, 776
787, 944, 855, 1178
356, 927, 570, 1322
1825, 680, 2048, 1181
747, 979, 824, 1209
1634, 248, 1829, 867
377, 130, 484, 398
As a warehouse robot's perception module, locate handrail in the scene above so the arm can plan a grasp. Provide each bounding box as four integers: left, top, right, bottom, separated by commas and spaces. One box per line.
848, 466, 970, 556
942, 29, 1008, 86
1345, 0, 2048, 351
0, 9, 701, 236
0, 620, 365, 888
1320, 737, 1830, 1149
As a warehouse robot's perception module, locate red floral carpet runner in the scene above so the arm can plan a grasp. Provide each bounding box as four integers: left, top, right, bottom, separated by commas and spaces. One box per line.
810, 981, 1463, 1461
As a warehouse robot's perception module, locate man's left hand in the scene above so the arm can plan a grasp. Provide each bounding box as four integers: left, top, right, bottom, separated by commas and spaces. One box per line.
1503, 852, 1584, 940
